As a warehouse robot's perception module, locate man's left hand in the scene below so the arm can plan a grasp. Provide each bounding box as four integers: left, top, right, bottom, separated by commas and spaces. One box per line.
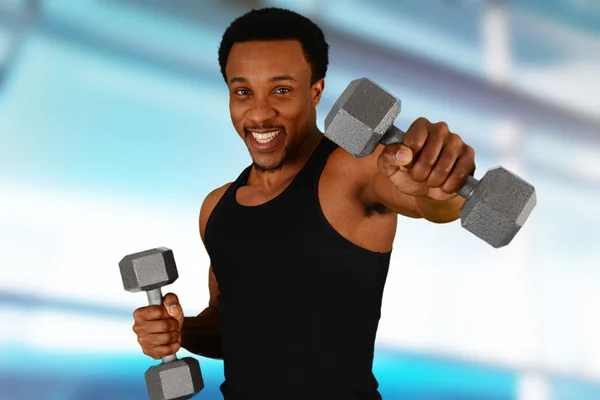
377, 117, 476, 202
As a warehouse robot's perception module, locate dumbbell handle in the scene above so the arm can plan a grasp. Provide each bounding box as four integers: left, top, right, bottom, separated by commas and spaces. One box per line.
381, 124, 478, 199
147, 287, 177, 363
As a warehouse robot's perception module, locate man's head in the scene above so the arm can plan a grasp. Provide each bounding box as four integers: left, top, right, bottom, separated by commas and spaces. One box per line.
218, 8, 329, 172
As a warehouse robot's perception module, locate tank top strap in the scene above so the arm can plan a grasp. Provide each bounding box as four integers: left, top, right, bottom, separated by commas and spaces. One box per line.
234, 164, 253, 188
222, 164, 252, 199
293, 135, 338, 185
221, 135, 337, 206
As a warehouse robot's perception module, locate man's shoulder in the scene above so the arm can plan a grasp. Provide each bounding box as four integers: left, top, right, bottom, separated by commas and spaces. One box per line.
323, 143, 400, 215
199, 182, 234, 240
207, 182, 234, 202
325, 143, 382, 187
201, 182, 233, 215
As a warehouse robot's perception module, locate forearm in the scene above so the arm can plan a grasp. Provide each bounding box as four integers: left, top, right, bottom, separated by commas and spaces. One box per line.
181, 306, 223, 359
414, 194, 466, 223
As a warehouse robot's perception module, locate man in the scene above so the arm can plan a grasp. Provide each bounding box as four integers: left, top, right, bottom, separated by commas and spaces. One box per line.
132, 7, 475, 400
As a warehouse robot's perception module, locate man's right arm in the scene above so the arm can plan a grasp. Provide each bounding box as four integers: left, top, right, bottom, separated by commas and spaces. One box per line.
180, 183, 231, 359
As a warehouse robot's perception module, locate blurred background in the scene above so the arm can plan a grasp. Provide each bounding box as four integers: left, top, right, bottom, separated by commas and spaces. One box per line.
0, 0, 599, 399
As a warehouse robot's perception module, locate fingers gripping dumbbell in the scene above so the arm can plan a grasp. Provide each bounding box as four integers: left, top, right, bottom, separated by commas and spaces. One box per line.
119, 247, 204, 400
324, 78, 537, 248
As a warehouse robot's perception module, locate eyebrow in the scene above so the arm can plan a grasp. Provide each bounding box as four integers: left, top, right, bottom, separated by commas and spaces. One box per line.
229, 75, 298, 84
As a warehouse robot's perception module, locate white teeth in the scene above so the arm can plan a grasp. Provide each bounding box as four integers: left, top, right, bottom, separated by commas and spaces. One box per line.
250, 130, 280, 144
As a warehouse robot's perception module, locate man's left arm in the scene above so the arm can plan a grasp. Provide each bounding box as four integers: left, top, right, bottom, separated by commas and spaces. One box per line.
357, 117, 476, 223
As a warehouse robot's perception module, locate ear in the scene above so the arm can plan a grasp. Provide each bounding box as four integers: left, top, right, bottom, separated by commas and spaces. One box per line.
311, 78, 325, 107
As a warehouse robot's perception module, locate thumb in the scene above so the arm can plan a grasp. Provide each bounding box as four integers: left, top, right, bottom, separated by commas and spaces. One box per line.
378, 144, 413, 176
163, 292, 183, 322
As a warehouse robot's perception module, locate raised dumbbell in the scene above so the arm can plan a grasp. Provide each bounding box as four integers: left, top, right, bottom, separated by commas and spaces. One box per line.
324, 78, 537, 248
119, 247, 204, 400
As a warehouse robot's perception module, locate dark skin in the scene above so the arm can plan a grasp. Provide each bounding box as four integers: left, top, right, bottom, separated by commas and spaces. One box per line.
132, 39, 476, 360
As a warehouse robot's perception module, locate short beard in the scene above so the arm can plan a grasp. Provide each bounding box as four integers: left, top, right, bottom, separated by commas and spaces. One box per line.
245, 126, 288, 173
253, 154, 286, 173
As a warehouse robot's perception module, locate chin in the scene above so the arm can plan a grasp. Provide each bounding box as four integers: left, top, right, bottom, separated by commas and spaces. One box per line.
252, 153, 286, 173
253, 159, 285, 173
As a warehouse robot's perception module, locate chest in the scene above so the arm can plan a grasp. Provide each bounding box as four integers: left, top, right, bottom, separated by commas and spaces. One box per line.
234, 156, 393, 245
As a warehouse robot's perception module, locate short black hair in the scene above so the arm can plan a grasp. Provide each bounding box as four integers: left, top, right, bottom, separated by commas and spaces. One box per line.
218, 7, 329, 85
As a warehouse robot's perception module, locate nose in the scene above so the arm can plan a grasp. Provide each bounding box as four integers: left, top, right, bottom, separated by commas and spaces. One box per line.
246, 96, 277, 125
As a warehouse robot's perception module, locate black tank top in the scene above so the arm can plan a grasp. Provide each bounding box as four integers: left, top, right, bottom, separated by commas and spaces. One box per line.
204, 135, 392, 400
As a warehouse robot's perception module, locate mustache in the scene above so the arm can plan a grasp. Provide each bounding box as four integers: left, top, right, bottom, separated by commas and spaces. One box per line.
244, 125, 285, 131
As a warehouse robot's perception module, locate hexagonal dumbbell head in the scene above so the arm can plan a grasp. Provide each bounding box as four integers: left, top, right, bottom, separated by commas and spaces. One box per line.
119, 247, 178, 292
145, 358, 204, 400
324, 77, 537, 248
324, 78, 400, 157
460, 167, 537, 248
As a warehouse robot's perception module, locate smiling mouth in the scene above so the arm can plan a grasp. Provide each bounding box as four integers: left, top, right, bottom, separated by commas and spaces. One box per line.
247, 129, 282, 144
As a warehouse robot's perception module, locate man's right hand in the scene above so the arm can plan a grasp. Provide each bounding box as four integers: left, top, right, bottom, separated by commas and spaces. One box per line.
132, 292, 185, 360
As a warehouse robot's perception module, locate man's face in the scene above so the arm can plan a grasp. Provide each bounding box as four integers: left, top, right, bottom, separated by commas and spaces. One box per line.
225, 40, 324, 172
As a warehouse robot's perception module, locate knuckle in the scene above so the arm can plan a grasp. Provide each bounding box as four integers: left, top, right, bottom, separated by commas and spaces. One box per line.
416, 159, 434, 170
454, 171, 469, 183
161, 319, 174, 332
136, 309, 150, 321
154, 332, 166, 344
152, 320, 165, 332
403, 133, 415, 147
464, 144, 475, 156
418, 151, 437, 167
431, 164, 448, 179
449, 132, 461, 145
161, 347, 173, 357
416, 116, 429, 125
133, 308, 144, 321
156, 319, 172, 333
132, 324, 144, 335
436, 162, 452, 174
405, 137, 417, 149
435, 121, 449, 133
158, 332, 174, 345
155, 306, 168, 318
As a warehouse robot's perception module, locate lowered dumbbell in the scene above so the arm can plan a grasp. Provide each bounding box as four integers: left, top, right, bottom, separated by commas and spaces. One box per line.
119, 247, 204, 400
324, 78, 537, 248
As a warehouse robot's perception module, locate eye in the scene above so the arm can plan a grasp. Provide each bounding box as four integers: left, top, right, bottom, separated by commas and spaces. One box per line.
234, 88, 251, 96
274, 87, 291, 94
